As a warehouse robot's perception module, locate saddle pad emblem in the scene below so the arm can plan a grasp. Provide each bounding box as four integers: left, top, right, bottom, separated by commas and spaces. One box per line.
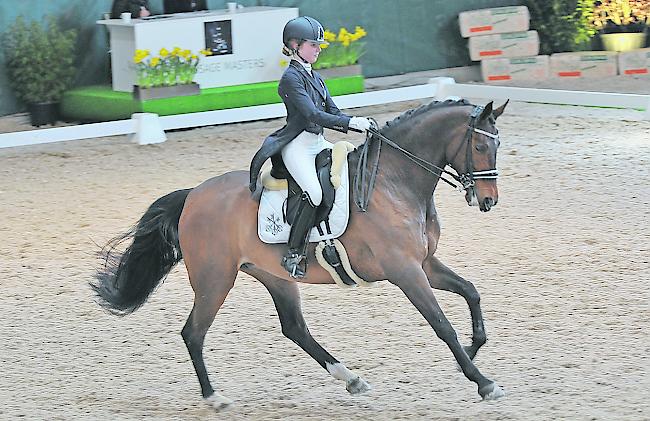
265, 213, 285, 236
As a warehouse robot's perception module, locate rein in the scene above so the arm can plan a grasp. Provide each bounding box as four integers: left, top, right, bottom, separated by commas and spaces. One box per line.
353, 106, 499, 211
353, 122, 382, 211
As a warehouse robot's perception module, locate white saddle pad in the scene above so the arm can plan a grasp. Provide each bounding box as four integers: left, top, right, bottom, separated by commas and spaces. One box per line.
257, 159, 350, 244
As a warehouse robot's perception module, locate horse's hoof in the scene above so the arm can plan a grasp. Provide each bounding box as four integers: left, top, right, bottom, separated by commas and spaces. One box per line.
205, 392, 233, 410
346, 376, 371, 395
479, 382, 505, 401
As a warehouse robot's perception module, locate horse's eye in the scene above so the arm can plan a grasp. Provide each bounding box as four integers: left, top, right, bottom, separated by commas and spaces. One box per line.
475, 143, 488, 153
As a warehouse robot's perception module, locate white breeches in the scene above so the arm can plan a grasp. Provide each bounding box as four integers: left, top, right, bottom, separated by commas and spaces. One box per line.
281, 131, 333, 206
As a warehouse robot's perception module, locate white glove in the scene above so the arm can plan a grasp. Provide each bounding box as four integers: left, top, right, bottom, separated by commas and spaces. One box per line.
349, 116, 371, 132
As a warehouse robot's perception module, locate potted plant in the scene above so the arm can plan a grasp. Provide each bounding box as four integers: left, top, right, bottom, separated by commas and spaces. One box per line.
591, 0, 649, 51
526, 0, 597, 54
2, 16, 78, 126
313, 25, 367, 78
132, 47, 211, 100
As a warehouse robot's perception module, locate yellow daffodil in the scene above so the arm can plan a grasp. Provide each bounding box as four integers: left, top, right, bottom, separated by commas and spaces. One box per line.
133, 49, 150, 63
350, 27, 367, 42
324, 29, 337, 42
313, 25, 368, 70
136, 46, 208, 87
337, 28, 350, 43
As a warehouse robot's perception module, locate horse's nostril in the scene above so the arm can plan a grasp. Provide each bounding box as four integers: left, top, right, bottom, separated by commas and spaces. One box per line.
482, 197, 495, 209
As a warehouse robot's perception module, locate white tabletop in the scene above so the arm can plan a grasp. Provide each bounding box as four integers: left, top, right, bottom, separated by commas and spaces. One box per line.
97, 6, 284, 26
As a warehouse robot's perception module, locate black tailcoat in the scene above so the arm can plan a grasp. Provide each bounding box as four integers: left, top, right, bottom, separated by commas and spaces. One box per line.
249, 60, 351, 192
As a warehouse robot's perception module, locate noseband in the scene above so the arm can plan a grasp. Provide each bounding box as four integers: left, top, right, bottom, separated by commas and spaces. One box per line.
355, 105, 499, 211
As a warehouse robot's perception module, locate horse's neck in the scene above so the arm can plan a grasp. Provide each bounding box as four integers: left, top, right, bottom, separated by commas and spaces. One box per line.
375, 116, 455, 200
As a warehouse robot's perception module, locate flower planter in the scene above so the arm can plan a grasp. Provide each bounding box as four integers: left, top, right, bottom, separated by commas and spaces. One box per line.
28, 102, 59, 127
133, 83, 201, 101
601, 32, 647, 52
315, 64, 363, 80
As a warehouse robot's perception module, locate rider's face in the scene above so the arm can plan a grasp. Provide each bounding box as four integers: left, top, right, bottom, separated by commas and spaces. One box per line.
297, 41, 321, 63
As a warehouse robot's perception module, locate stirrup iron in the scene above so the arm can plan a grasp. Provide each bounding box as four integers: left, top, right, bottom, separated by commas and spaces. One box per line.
282, 250, 306, 278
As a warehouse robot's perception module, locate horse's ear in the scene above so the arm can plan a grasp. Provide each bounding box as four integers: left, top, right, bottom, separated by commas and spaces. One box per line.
493, 100, 509, 119
479, 101, 493, 121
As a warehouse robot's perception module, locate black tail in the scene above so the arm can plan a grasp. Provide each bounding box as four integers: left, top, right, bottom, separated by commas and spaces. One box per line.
91, 188, 191, 316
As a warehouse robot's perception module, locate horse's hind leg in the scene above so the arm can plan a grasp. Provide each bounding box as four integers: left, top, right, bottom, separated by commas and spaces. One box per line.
245, 268, 371, 395
181, 265, 237, 410
423, 256, 486, 360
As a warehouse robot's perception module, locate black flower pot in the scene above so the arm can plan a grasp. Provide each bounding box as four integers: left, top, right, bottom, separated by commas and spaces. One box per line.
28, 102, 59, 127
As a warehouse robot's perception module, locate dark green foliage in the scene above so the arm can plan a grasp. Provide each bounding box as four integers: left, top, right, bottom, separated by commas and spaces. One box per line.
2, 16, 78, 104
526, 0, 597, 54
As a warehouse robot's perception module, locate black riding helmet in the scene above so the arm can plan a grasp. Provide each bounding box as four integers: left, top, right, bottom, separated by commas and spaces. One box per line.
282, 16, 328, 49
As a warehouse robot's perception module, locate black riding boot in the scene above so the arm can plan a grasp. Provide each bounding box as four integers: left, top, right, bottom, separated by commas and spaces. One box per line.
282, 192, 318, 278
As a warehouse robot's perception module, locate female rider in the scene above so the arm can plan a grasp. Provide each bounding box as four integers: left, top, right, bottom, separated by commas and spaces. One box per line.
249, 16, 371, 278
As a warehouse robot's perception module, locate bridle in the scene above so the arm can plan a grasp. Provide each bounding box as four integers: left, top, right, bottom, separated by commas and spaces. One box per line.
450, 105, 500, 191
354, 105, 499, 211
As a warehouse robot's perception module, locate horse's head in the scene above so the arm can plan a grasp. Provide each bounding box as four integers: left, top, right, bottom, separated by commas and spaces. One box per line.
366, 99, 508, 213
447, 101, 507, 212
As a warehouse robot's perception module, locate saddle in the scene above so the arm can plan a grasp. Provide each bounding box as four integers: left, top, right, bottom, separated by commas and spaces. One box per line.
259, 141, 354, 237
256, 141, 369, 286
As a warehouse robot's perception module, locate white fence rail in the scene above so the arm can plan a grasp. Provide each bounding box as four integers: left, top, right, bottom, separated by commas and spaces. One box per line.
1, 77, 648, 149
437, 78, 650, 111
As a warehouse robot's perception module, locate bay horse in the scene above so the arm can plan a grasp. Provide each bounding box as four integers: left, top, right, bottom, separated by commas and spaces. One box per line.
92, 98, 508, 409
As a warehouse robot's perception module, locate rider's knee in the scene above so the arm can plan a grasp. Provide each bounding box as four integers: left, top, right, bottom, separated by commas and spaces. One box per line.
306, 188, 322, 206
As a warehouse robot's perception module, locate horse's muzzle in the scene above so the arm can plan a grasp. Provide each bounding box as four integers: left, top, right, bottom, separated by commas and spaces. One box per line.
479, 197, 497, 212
465, 186, 498, 212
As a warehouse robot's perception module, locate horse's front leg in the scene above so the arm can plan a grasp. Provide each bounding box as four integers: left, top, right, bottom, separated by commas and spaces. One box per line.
390, 266, 504, 400
423, 255, 486, 360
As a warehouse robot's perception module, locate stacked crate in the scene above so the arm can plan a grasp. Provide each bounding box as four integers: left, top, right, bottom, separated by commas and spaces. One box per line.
617, 48, 650, 76
550, 48, 650, 78
549, 51, 618, 79
459, 6, 547, 83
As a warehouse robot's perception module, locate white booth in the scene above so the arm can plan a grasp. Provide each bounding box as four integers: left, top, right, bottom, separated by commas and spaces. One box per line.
98, 7, 298, 92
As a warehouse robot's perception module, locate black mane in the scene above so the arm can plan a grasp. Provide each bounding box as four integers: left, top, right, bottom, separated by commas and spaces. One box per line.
381, 98, 472, 135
